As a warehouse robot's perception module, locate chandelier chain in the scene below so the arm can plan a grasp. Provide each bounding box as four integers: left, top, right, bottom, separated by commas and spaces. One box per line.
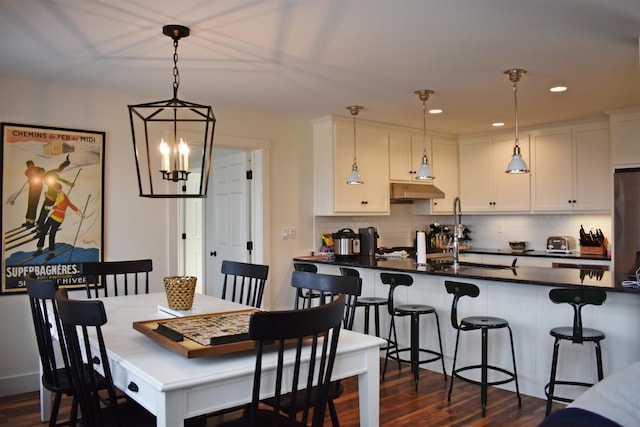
173, 38, 180, 99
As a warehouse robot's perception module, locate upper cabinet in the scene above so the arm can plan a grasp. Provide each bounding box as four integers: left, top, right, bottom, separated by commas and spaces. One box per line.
389, 130, 431, 183
531, 122, 610, 212
609, 109, 640, 168
430, 136, 459, 213
458, 133, 531, 213
313, 117, 390, 215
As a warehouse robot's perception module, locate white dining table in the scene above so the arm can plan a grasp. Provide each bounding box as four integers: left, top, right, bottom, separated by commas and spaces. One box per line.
42, 292, 385, 426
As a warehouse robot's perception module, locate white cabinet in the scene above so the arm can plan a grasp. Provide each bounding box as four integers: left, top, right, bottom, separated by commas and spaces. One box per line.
458, 133, 531, 213
531, 122, 610, 212
313, 117, 390, 215
430, 136, 459, 213
389, 130, 431, 182
610, 109, 640, 168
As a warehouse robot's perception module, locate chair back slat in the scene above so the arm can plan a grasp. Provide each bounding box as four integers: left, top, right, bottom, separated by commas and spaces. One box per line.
82, 259, 152, 298
220, 260, 269, 308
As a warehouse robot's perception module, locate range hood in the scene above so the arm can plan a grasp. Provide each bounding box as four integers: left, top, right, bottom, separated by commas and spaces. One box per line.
390, 183, 445, 202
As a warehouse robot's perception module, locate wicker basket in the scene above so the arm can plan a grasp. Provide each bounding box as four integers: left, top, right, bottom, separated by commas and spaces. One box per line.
164, 276, 197, 310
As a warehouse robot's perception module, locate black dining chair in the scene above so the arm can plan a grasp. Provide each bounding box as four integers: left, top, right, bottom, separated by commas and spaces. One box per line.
54, 289, 206, 427
218, 295, 346, 427
220, 260, 269, 308
26, 276, 79, 427
82, 259, 152, 298
262, 270, 361, 427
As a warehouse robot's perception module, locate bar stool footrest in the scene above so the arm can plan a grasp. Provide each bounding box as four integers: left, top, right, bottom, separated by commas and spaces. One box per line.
544, 380, 594, 404
386, 347, 444, 367
452, 364, 517, 387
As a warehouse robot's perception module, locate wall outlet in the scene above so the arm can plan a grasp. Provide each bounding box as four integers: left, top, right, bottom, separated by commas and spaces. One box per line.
289, 227, 297, 239
497, 224, 503, 234
282, 227, 289, 240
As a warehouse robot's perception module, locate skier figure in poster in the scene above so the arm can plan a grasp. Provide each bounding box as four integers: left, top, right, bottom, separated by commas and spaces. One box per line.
22, 160, 45, 228
35, 155, 72, 230
35, 182, 83, 260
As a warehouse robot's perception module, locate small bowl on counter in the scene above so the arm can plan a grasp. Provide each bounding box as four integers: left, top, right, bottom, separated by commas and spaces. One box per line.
508, 241, 528, 252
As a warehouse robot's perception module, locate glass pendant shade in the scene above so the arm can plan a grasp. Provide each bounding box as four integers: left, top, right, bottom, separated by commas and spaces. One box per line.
415, 154, 434, 180
506, 145, 529, 173
347, 162, 363, 185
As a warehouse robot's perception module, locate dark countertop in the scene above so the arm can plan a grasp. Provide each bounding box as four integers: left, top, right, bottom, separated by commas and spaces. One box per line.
462, 247, 611, 261
293, 255, 637, 294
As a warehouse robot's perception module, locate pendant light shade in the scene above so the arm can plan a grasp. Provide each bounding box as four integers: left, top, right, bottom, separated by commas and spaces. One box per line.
346, 105, 364, 185
414, 89, 435, 180
504, 68, 529, 174
128, 25, 216, 198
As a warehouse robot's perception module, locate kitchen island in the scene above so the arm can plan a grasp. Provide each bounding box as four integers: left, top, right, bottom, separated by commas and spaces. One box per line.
293, 255, 640, 401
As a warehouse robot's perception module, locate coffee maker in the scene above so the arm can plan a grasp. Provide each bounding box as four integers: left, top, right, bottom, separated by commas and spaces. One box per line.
359, 227, 378, 257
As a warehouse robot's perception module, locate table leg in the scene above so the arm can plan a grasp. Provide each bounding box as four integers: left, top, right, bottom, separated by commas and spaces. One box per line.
39, 362, 51, 422
357, 347, 380, 427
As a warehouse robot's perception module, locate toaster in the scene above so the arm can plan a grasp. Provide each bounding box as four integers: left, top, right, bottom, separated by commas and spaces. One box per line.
546, 236, 577, 253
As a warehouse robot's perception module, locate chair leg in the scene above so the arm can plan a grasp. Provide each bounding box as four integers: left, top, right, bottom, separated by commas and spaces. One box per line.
328, 399, 340, 427
383, 316, 394, 379
374, 304, 381, 338
595, 340, 604, 381
545, 337, 561, 417
363, 305, 370, 335
49, 392, 62, 427
410, 313, 419, 391
480, 327, 488, 417
433, 312, 447, 381
69, 396, 79, 427
507, 325, 521, 407
448, 329, 462, 402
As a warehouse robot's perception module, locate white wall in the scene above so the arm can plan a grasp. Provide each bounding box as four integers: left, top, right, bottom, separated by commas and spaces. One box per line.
0, 76, 313, 395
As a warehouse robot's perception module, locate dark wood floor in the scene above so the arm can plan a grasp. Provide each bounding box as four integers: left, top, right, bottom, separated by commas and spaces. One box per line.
0, 359, 558, 426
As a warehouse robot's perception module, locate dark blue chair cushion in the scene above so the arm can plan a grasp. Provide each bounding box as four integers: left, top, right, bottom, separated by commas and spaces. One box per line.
539, 407, 622, 427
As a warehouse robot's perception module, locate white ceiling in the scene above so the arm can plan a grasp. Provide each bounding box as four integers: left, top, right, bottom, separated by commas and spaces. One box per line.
1, 0, 639, 135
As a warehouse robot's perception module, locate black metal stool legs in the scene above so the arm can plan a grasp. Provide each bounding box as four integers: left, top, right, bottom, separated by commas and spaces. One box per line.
545, 337, 561, 416
508, 325, 522, 408
410, 313, 420, 391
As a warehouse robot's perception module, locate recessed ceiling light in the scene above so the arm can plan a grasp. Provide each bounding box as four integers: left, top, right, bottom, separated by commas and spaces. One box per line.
550, 86, 567, 92
428, 109, 443, 114
492, 122, 505, 127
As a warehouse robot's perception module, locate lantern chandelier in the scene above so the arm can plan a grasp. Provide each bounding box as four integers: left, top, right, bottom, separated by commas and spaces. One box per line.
504, 68, 529, 174
128, 25, 216, 198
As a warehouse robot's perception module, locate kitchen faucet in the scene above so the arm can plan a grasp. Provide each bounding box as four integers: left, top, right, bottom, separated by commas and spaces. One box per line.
453, 197, 462, 269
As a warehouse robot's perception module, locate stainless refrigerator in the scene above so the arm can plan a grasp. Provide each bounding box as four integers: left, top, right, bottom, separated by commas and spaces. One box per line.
614, 168, 640, 284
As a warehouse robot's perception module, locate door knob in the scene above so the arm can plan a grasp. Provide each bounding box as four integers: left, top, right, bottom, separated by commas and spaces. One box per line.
210, 251, 217, 257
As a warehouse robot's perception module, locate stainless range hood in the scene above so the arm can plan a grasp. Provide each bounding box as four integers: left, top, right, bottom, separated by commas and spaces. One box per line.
390, 183, 445, 202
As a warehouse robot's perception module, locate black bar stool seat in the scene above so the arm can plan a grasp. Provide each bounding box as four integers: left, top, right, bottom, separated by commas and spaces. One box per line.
382, 273, 446, 391
445, 280, 521, 417
545, 288, 607, 418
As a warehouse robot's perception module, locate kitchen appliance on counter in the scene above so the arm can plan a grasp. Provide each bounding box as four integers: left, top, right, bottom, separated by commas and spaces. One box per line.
546, 236, 577, 253
359, 227, 378, 257
333, 228, 360, 257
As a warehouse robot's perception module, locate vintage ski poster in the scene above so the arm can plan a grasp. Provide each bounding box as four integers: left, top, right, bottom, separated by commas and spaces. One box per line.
1, 123, 104, 294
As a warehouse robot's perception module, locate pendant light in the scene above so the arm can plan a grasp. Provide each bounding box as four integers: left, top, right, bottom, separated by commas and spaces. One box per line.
504, 68, 529, 174
128, 25, 216, 198
346, 105, 364, 185
414, 89, 435, 180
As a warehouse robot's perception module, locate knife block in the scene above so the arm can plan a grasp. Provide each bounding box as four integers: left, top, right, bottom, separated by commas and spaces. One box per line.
580, 238, 608, 256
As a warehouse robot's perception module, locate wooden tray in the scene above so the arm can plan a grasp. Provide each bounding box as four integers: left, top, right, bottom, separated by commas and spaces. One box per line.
133, 309, 258, 358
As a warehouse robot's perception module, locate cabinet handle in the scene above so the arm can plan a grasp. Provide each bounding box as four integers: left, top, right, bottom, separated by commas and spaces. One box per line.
361, 201, 368, 205
573, 200, 577, 204
127, 382, 139, 393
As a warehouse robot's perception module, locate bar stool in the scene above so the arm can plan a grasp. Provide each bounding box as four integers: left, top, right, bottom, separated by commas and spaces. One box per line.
545, 288, 607, 417
445, 280, 521, 416
340, 267, 388, 337
382, 272, 446, 391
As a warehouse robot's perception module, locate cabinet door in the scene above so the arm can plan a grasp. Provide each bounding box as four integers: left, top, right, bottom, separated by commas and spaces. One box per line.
334, 122, 367, 212
459, 136, 493, 212
389, 130, 413, 182
492, 133, 530, 211
431, 136, 459, 213
531, 128, 574, 211
359, 126, 390, 213
573, 123, 611, 211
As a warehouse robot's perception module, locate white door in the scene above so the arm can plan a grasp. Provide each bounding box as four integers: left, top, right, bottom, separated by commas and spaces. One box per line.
180, 172, 204, 293
205, 150, 251, 297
